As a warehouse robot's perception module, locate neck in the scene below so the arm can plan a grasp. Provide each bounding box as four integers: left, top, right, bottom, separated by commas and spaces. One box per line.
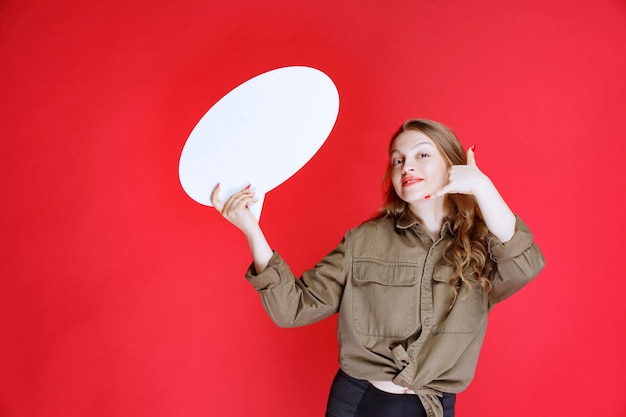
409, 198, 446, 241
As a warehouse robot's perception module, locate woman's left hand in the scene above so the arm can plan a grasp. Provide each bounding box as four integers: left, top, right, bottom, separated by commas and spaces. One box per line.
429, 145, 516, 242
428, 146, 491, 199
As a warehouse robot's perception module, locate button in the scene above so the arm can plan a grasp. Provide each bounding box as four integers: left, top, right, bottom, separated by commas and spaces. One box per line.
408, 350, 416, 358
424, 317, 432, 326
423, 282, 431, 290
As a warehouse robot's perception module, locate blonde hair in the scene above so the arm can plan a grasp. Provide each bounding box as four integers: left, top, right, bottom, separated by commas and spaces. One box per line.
374, 119, 496, 306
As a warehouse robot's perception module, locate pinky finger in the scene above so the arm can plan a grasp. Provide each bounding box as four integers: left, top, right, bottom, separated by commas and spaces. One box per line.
426, 186, 450, 200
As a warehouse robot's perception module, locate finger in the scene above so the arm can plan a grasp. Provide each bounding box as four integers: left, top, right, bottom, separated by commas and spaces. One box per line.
222, 189, 257, 214
210, 183, 224, 211
426, 184, 453, 200
213, 184, 252, 212
223, 197, 258, 219
466, 145, 477, 167
224, 193, 256, 211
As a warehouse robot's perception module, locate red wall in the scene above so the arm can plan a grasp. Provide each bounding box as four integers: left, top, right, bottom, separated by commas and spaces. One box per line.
2, 1, 625, 416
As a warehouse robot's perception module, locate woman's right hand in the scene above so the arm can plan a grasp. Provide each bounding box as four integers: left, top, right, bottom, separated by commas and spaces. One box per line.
210, 183, 273, 273
210, 183, 259, 235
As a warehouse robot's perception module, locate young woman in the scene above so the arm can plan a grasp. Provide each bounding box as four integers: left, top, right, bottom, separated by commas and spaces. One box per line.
210, 119, 545, 417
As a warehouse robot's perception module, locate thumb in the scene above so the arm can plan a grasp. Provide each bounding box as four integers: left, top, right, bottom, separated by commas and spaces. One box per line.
210, 182, 224, 212
466, 145, 477, 167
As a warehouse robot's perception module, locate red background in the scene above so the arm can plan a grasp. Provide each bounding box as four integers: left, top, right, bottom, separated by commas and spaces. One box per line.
2, 0, 625, 416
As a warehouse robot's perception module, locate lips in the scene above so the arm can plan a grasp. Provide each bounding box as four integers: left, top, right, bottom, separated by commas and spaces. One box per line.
402, 176, 423, 187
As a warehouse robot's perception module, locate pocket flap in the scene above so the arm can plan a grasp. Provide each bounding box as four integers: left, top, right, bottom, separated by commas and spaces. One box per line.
433, 263, 454, 283
353, 259, 418, 286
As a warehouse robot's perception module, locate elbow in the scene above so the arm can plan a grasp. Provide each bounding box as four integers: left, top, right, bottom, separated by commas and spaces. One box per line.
526, 244, 546, 280
271, 316, 298, 329
262, 299, 299, 329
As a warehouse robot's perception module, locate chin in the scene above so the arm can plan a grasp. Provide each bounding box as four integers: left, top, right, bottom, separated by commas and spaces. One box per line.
396, 186, 428, 204
401, 194, 425, 205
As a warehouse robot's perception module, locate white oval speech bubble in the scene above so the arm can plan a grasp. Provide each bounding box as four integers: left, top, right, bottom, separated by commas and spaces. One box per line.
179, 66, 340, 219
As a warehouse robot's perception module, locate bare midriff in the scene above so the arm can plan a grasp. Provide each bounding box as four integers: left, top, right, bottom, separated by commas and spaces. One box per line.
368, 380, 417, 395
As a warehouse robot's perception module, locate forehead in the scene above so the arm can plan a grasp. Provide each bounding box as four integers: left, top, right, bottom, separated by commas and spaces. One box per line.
391, 130, 436, 153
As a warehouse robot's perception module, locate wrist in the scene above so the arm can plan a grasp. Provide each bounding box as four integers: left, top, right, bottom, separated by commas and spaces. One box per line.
472, 175, 496, 200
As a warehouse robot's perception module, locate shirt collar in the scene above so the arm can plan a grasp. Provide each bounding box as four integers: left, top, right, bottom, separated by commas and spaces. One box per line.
395, 212, 453, 238
395, 210, 420, 229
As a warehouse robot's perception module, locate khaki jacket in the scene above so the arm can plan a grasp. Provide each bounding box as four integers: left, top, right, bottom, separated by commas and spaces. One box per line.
246, 215, 545, 417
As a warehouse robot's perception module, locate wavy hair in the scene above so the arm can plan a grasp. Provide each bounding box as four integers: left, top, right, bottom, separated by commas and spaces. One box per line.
373, 119, 496, 306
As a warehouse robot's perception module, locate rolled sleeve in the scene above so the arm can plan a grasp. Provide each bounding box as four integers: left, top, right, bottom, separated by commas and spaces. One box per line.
243, 237, 348, 328
245, 251, 286, 291
488, 215, 534, 262
488, 215, 546, 306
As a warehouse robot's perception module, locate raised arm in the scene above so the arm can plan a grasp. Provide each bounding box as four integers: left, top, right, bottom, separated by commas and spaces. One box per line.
428, 146, 516, 242
210, 184, 273, 273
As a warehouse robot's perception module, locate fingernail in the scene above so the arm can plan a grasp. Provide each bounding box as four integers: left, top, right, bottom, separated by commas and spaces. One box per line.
424, 195, 431, 199
244, 184, 252, 190
470, 145, 476, 152
216, 182, 220, 187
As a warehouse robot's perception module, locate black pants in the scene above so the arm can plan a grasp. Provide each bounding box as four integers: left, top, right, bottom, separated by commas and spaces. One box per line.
325, 369, 456, 417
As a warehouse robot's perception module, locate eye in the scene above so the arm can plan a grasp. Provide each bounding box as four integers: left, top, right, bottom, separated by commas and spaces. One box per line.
417, 152, 430, 159
392, 158, 404, 166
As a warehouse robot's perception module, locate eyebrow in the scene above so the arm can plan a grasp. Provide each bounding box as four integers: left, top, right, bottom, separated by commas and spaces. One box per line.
390, 141, 435, 154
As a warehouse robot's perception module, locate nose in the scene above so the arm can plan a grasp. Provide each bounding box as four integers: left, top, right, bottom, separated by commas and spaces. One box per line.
401, 162, 415, 174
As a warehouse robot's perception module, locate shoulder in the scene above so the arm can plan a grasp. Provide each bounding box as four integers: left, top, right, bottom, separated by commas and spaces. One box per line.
345, 216, 397, 241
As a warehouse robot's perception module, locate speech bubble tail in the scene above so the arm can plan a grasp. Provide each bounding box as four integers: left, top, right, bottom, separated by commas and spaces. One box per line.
248, 192, 265, 220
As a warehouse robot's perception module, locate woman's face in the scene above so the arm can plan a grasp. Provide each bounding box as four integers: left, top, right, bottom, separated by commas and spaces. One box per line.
390, 130, 449, 205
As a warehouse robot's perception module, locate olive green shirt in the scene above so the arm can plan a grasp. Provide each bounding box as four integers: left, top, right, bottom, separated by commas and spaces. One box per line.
245, 215, 545, 416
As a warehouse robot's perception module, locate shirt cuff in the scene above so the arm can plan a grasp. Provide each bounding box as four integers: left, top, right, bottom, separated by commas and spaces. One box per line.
488, 215, 535, 262
244, 251, 284, 291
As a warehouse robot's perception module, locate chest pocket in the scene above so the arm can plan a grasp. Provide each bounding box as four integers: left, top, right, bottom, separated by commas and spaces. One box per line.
431, 264, 488, 334
351, 259, 419, 338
